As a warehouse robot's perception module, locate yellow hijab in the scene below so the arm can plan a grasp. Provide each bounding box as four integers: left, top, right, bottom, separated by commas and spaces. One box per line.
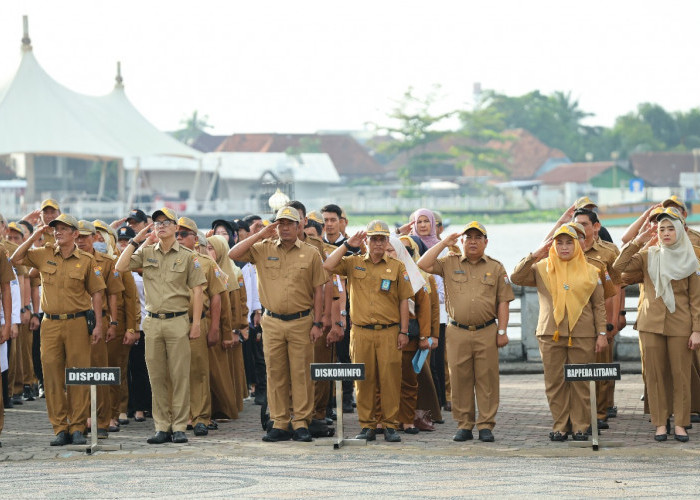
536, 225, 599, 342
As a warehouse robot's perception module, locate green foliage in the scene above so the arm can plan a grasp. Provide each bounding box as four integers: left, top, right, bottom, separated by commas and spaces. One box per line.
173, 110, 212, 145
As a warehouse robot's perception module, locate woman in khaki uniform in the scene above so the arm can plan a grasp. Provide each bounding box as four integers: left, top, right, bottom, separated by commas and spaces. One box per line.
613, 208, 700, 442
512, 225, 607, 441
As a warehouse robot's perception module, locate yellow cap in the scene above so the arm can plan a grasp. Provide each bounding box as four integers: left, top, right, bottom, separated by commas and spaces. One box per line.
662, 195, 686, 212
49, 213, 79, 230
462, 221, 487, 236
7, 221, 26, 237
366, 220, 390, 236
275, 206, 300, 222
648, 206, 665, 222
553, 224, 578, 240
177, 217, 198, 233
307, 210, 324, 225
566, 222, 586, 238
77, 220, 96, 236
433, 211, 443, 225
657, 206, 684, 223
152, 207, 177, 222
41, 198, 60, 211
575, 196, 597, 210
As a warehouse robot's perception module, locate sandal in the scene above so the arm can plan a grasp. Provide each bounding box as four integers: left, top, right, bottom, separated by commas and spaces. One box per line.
548, 431, 567, 442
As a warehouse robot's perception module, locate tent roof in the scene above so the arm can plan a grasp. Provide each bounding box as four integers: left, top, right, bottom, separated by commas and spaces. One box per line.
0, 28, 199, 160
206, 152, 340, 184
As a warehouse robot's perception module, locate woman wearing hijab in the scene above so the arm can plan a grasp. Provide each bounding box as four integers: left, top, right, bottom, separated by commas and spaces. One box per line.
613, 208, 700, 442
206, 235, 239, 420
512, 224, 608, 442
410, 208, 440, 251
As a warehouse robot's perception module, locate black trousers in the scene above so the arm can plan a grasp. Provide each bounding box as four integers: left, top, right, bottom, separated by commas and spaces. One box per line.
32, 315, 44, 386
252, 323, 266, 393
430, 323, 447, 407
127, 331, 152, 413
243, 320, 258, 388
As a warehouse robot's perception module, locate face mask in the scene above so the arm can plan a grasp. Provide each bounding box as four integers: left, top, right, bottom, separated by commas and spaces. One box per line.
93, 241, 108, 253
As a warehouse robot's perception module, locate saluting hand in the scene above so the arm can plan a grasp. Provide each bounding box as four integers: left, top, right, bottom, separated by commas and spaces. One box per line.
259, 221, 279, 240
443, 232, 460, 248
533, 238, 553, 261
397, 221, 413, 236
346, 231, 366, 248
635, 219, 656, 245
22, 209, 41, 226
110, 217, 127, 229
134, 223, 154, 245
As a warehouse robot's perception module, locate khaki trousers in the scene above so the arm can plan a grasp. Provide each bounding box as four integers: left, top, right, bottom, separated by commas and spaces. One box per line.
231, 343, 248, 411
446, 323, 500, 431
398, 349, 418, 425
41, 317, 91, 434
313, 331, 335, 420
539, 335, 595, 433
144, 314, 191, 433
595, 339, 614, 419
106, 327, 131, 419
444, 355, 451, 403
261, 314, 314, 430
350, 325, 402, 430
640, 331, 691, 427
189, 316, 211, 426
209, 342, 238, 419
20, 323, 35, 386
90, 323, 111, 430
8, 334, 21, 395
691, 349, 700, 414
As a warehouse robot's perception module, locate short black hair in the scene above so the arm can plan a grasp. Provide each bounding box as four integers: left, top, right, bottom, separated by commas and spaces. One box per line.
320, 204, 342, 218
573, 208, 599, 225
18, 219, 33, 234
242, 214, 262, 225
305, 219, 323, 237
287, 200, 306, 218
235, 219, 251, 233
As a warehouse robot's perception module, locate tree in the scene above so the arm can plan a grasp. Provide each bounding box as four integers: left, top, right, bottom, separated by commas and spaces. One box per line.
173, 110, 213, 145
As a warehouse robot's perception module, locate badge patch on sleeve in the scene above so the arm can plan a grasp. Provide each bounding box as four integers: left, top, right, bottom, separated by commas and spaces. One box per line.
193, 257, 200, 269
380, 279, 391, 291
504, 274, 510, 285
113, 270, 119, 278
402, 270, 409, 281
93, 266, 102, 276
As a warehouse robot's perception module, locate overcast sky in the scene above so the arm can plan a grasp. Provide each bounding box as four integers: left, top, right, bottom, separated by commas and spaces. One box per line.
1, 1, 698, 135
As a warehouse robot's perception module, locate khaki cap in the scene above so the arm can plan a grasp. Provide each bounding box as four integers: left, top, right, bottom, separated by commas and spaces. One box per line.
307, 210, 324, 225
49, 213, 79, 230
657, 206, 684, 223
662, 195, 686, 212
649, 206, 665, 222
177, 217, 198, 233
93, 220, 118, 242
433, 211, 443, 225
77, 220, 96, 236
567, 222, 586, 238
197, 231, 208, 247
366, 220, 390, 236
462, 220, 487, 236
553, 224, 578, 240
575, 196, 597, 210
152, 207, 177, 222
7, 221, 26, 237
41, 199, 60, 211
340, 207, 348, 220
275, 206, 300, 222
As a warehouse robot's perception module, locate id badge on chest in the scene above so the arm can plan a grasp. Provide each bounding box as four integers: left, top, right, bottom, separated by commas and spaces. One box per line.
380, 279, 391, 292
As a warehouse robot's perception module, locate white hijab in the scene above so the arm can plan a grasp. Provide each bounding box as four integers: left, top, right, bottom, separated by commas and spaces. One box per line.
647, 217, 699, 313
388, 235, 425, 294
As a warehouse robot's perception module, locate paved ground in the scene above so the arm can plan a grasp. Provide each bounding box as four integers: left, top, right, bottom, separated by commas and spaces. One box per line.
1, 371, 699, 498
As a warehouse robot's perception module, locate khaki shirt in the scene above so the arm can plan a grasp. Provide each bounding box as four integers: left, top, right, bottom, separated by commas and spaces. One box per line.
688, 228, 700, 247
24, 245, 106, 315
43, 231, 56, 247
238, 238, 327, 315
588, 239, 621, 285
303, 234, 326, 261
511, 254, 606, 337
613, 241, 700, 335
0, 246, 16, 284
129, 240, 206, 314
188, 254, 227, 319
115, 268, 138, 331
1, 240, 26, 277
331, 253, 413, 325
433, 254, 514, 326
587, 256, 617, 299
94, 252, 125, 312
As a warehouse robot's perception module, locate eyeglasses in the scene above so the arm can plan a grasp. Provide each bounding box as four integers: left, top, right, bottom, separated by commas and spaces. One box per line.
465, 235, 484, 240
154, 220, 174, 228
176, 231, 194, 238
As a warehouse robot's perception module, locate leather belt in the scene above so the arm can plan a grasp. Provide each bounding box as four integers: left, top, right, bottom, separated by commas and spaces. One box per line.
45, 311, 89, 321
450, 318, 497, 331
265, 309, 311, 321
146, 311, 187, 320
357, 323, 399, 330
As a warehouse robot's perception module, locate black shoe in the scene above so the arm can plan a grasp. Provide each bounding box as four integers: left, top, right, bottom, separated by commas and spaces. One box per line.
606, 406, 617, 419
342, 401, 354, 414
572, 431, 588, 441
327, 408, 337, 421
71, 431, 87, 445
292, 427, 312, 442
355, 428, 376, 441
685, 424, 693, 430
433, 419, 445, 424
186, 424, 193, 430
323, 417, 333, 426
50, 431, 71, 446
22, 385, 35, 402
254, 393, 267, 406
11, 394, 23, 405
193, 423, 208, 436
3, 398, 13, 409
403, 427, 419, 435
32, 383, 39, 398
654, 433, 668, 442
172, 431, 188, 443
207, 421, 218, 430
384, 428, 401, 442
597, 419, 609, 430
454, 429, 473, 442
262, 427, 293, 442
478, 429, 495, 442
585, 426, 600, 436
444, 402, 452, 412
549, 431, 567, 442
118, 418, 129, 425
691, 413, 700, 424
108, 425, 120, 433
97, 428, 109, 439
374, 427, 384, 435
674, 433, 689, 443
147, 431, 172, 444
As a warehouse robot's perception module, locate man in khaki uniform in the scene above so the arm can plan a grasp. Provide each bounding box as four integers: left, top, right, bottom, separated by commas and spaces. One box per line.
324, 220, 412, 443
418, 221, 514, 442
11, 214, 105, 446
116, 207, 205, 445
176, 217, 226, 436
229, 206, 327, 442
0, 241, 14, 444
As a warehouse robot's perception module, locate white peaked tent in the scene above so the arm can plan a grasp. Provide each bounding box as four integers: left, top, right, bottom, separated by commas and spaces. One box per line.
0, 17, 200, 203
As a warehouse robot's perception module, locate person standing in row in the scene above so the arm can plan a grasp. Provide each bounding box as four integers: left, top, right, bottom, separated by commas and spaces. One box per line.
116, 207, 206, 445
323, 220, 413, 443
229, 206, 327, 442
12, 214, 105, 446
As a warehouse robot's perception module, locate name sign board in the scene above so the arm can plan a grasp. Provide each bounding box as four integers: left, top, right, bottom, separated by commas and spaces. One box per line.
564, 363, 621, 382
66, 368, 121, 386
311, 363, 365, 381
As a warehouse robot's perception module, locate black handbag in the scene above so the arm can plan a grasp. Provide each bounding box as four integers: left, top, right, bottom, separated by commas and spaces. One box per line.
407, 318, 420, 340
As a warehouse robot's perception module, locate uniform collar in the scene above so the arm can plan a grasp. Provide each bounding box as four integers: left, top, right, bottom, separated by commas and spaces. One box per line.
155, 239, 181, 253
53, 244, 81, 259
274, 237, 302, 249
363, 252, 388, 264
460, 253, 487, 264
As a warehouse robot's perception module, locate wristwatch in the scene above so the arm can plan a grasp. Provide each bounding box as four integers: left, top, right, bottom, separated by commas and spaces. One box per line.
129, 238, 140, 250
498, 329, 507, 336
399, 331, 408, 335
599, 331, 607, 336
312, 322, 323, 329
606, 323, 614, 332
110, 321, 118, 326
343, 241, 360, 253
419, 336, 427, 341
335, 321, 345, 328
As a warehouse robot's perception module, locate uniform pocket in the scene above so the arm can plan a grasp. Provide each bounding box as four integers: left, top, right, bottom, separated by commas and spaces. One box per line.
264, 259, 281, 280
41, 266, 57, 285
481, 274, 496, 286
167, 259, 187, 282
68, 269, 84, 293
